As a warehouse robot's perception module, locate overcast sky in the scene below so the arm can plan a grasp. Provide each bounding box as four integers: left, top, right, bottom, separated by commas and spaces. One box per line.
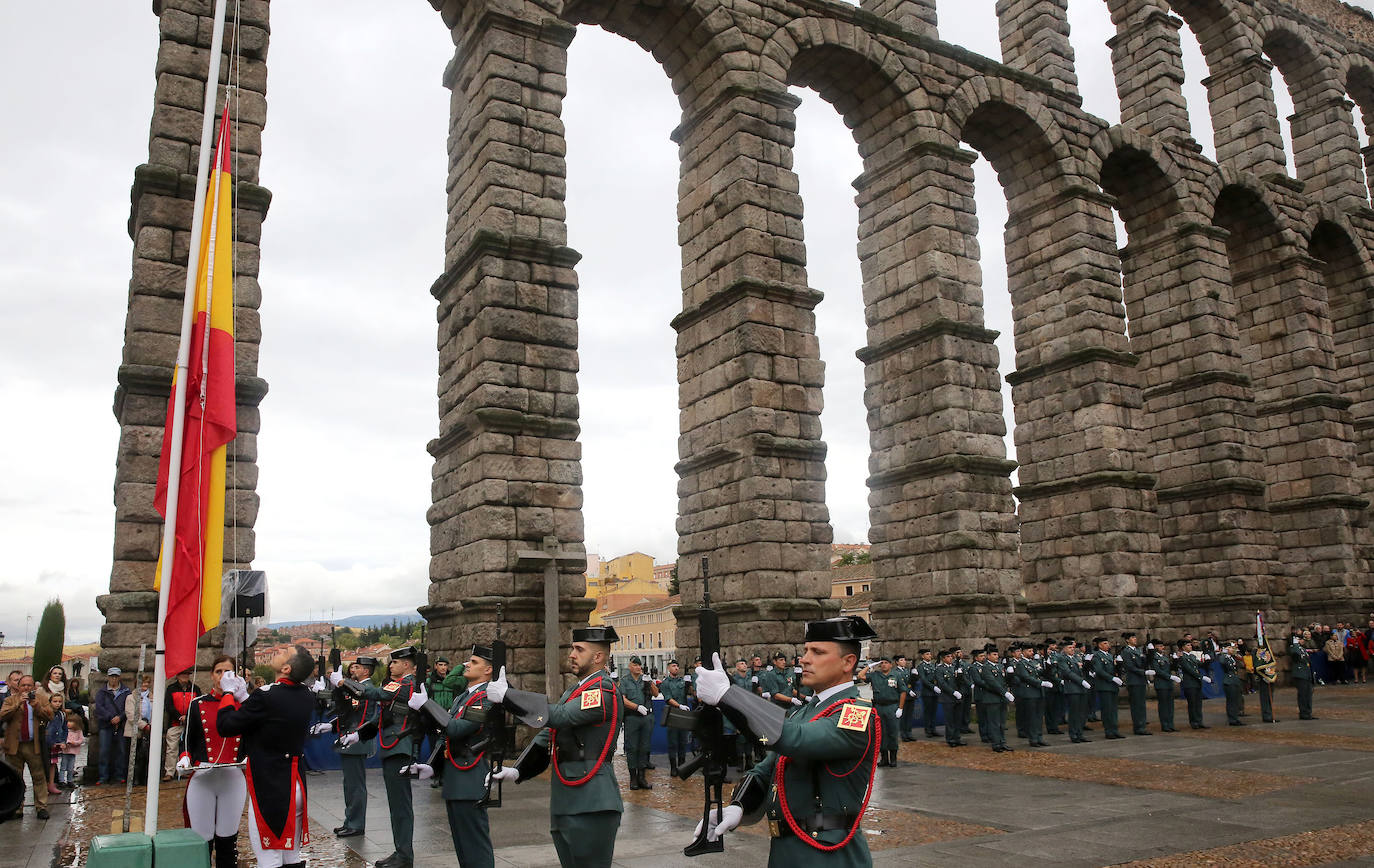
0, 1, 1352, 646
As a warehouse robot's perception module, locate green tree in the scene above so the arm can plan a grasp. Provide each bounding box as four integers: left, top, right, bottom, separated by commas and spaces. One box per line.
335, 629, 360, 651
31, 598, 65, 680
836, 549, 871, 566
252, 664, 276, 683
668, 565, 679, 596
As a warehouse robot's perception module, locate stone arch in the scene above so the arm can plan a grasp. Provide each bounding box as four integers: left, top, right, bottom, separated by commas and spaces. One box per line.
942, 76, 1080, 194
1342, 60, 1374, 201
1089, 125, 1195, 231
1100, 0, 1193, 140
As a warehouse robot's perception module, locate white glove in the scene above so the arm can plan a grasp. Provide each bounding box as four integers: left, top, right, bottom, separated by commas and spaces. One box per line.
488, 766, 520, 785
642, 674, 652, 682
400, 763, 434, 780
952, 691, 963, 700
310, 679, 328, 694
1170, 675, 1182, 684
328, 670, 343, 687
1040, 681, 1053, 688
637, 705, 650, 716
693, 804, 744, 843
175, 755, 192, 772
1145, 669, 1156, 677
791, 697, 803, 706
338, 732, 360, 748
407, 685, 429, 711
310, 722, 334, 736
908, 690, 917, 697
895, 708, 903, 718
1202, 676, 1212, 684
1112, 677, 1123, 686
933, 686, 942, 694
486, 667, 508, 704
693, 654, 730, 705
750, 676, 759, 683
683, 675, 691, 683
220, 671, 249, 702
1081, 680, 1091, 689
1146, 643, 1154, 650
1004, 691, 1015, 702
1201, 655, 1212, 663
1115, 655, 1123, 663
761, 692, 772, 699
1005, 666, 1015, 674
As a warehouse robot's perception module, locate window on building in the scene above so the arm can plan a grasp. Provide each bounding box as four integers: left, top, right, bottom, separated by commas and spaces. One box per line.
862, 584, 869, 592
846, 586, 853, 596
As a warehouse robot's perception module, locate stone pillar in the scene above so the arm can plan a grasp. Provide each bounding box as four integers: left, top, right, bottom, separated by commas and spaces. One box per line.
853, 143, 1026, 654
423, 5, 593, 695
995, 0, 1080, 95
1004, 187, 1166, 636
1107, 7, 1191, 142
671, 87, 838, 664
859, 0, 937, 40
102, 0, 271, 673
1202, 55, 1287, 176
1288, 96, 1369, 210
1118, 222, 1284, 632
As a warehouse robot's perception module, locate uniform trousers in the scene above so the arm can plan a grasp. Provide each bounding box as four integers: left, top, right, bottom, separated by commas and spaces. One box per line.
1183, 686, 1204, 727
666, 726, 688, 766
1295, 678, 1314, 718
550, 809, 620, 868
445, 799, 494, 868
1154, 685, 1175, 730
940, 699, 962, 745
6, 740, 48, 812
164, 725, 184, 774
1066, 693, 1088, 740
921, 693, 938, 735
1096, 690, 1120, 736
340, 753, 368, 831
1257, 680, 1275, 721
1224, 683, 1243, 724
248, 780, 304, 868
975, 701, 992, 742
899, 696, 915, 739
1020, 696, 1044, 743
623, 714, 653, 771
874, 705, 898, 752
960, 693, 973, 731
1044, 689, 1063, 732
1127, 684, 1149, 733
186, 766, 247, 839
382, 755, 414, 860
983, 701, 1007, 748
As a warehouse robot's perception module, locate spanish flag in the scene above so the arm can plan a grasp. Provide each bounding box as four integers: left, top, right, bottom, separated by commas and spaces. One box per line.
154, 107, 237, 677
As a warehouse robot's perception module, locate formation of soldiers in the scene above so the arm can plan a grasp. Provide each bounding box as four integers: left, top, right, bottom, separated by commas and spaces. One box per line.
313, 624, 1321, 868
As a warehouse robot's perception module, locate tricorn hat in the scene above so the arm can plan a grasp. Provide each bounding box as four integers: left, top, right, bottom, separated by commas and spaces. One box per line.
391, 646, 419, 661
803, 616, 878, 643
471, 645, 494, 662
572, 625, 620, 645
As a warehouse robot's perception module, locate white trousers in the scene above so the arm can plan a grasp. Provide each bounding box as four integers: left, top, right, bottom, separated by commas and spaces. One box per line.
185, 766, 247, 839
248, 781, 305, 868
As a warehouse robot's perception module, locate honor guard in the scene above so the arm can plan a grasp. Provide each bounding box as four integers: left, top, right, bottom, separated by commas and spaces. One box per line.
1220, 642, 1245, 725
1057, 639, 1092, 742
1089, 637, 1125, 739
954, 649, 975, 735
1252, 634, 1280, 723
1009, 644, 1050, 747
1288, 634, 1316, 720
933, 649, 965, 747
1176, 639, 1209, 729
728, 659, 754, 768
331, 644, 429, 868
178, 655, 246, 868
914, 650, 938, 738
487, 625, 625, 868
659, 661, 691, 775
974, 645, 1013, 752
1118, 632, 1152, 736
1041, 640, 1065, 735
691, 616, 882, 867
863, 657, 901, 766
968, 648, 992, 744
620, 656, 658, 790
891, 655, 914, 742
316, 655, 379, 839
759, 651, 801, 711
1146, 639, 1179, 732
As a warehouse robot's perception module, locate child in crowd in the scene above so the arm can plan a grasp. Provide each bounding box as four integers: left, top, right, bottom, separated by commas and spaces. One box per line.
59, 713, 86, 788
46, 693, 68, 794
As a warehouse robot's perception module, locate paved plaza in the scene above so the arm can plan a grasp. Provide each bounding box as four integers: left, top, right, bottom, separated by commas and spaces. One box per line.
7, 685, 1374, 867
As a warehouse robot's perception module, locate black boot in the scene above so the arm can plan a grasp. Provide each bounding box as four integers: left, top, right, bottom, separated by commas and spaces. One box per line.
638, 768, 653, 790
213, 836, 238, 868
628, 769, 642, 790
669, 759, 679, 776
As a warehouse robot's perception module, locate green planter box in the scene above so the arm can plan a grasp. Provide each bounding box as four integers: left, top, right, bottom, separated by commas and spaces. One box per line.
88, 833, 152, 868
152, 829, 210, 868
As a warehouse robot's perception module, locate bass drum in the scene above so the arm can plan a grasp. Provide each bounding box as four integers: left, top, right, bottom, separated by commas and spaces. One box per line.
0, 759, 23, 820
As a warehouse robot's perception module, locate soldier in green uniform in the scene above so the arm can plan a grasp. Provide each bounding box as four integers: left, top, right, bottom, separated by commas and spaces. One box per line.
1009, 644, 1049, 747
728, 659, 754, 769
319, 654, 380, 838
864, 657, 901, 766
1252, 636, 1280, 723
1176, 638, 1209, 729
1119, 632, 1152, 735
1042, 640, 1065, 734
1088, 637, 1125, 739
488, 625, 625, 868
1146, 639, 1179, 732
691, 615, 882, 867
914, 650, 938, 738
934, 649, 965, 747
759, 652, 801, 712
974, 645, 1013, 752
401, 645, 498, 868
892, 655, 914, 741
968, 647, 992, 743
1057, 639, 1092, 742
659, 660, 691, 775
1220, 642, 1245, 725
333, 645, 427, 868
1288, 634, 1316, 720
954, 648, 975, 735
620, 656, 657, 789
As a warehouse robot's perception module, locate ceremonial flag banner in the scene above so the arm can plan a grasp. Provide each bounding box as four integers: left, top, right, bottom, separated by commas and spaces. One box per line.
153, 109, 237, 677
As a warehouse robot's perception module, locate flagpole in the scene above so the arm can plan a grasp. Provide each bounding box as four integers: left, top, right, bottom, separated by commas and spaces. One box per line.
145, 0, 231, 834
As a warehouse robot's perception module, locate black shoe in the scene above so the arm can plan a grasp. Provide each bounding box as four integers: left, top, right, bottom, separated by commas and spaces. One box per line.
375, 854, 401, 868
639, 770, 653, 790
1076, 737, 1092, 742
926, 732, 938, 738
1162, 727, 1177, 732
992, 745, 1004, 752
1229, 721, 1245, 726
1001, 746, 1014, 752
333, 826, 347, 835
1198, 724, 1210, 729
37, 809, 50, 820
628, 774, 642, 791
338, 828, 364, 838
646, 762, 656, 769
1046, 729, 1064, 735
1135, 731, 1152, 736
1033, 741, 1049, 747
1300, 715, 1316, 720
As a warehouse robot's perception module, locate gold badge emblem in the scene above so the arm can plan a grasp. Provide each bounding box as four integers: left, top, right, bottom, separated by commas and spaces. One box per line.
580, 689, 602, 710
836, 704, 872, 732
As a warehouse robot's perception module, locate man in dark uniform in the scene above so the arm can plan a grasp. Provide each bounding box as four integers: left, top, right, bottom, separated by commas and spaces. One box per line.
973, 645, 1013, 752
759, 652, 801, 712
1289, 633, 1317, 720
1010, 643, 1048, 747
691, 615, 882, 866
934, 649, 965, 747
893, 655, 914, 741
914, 649, 938, 738
1089, 637, 1125, 739
864, 657, 901, 766
619, 656, 657, 790
217, 645, 316, 868
488, 625, 624, 868
1057, 639, 1092, 742
659, 661, 691, 775
954, 648, 975, 735
1041, 640, 1064, 734
728, 659, 753, 770
968, 647, 992, 744
1120, 632, 1152, 735
1176, 639, 1209, 729
316, 655, 379, 838
332, 645, 427, 868
1220, 642, 1245, 725
1147, 640, 1179, 732
1252, 635, 1280, 723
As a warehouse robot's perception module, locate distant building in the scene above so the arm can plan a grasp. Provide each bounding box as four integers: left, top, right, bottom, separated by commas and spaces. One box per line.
831, 561, 873, 628
584, 551, 669, 625
653, 562, 676, 593
603, 595, 680, 677
829, 543, 871, 565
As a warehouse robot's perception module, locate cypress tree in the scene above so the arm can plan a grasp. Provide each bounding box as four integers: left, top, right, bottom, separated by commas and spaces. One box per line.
31, 598, 66, 680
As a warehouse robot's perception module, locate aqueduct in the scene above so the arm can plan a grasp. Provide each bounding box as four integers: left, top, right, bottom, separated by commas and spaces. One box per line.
101, 0, 1374, 681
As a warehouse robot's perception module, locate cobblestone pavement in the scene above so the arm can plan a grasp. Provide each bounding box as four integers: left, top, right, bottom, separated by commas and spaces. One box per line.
8, 684, 1373, 867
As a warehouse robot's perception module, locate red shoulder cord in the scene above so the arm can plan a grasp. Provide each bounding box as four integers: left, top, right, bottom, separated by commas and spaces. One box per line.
774, 698, 880, 852
379, 677, 413, 750
551, 676, 618, 787
447, 690, 487, 771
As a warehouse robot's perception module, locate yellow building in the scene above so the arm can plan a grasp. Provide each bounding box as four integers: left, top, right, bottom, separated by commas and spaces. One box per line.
603, 595, 680, 676
584, 551, 669, 625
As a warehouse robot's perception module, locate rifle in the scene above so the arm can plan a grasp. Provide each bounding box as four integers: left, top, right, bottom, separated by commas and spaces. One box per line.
479, 603, 510, 808
668, 555, 728, 857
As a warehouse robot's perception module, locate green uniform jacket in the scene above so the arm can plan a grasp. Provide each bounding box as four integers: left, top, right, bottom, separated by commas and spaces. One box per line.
739, 684, 877, 866
1148, 649, 1175, 689
1289, 643, 1313, 680
618, 672, 654, 709
726, 672, 753, 734
359, 673, 419, 759
1009, 658, 1041, 700
531, 669, 623, 817
1043, 653, 1063, 689
934, 663, 961, 697
1121, 646, 1147, 687
441, 684, 491, 802
974, 661, 1009, 702
659, 675, 689, 709
1220, 653, 1242, 687
1177, 652, 1204, 689
865, 670, 902, 706
759, 667, 796, 707
1089, 650, 1120, 692
428, 670, 468, 711
1058, 653, 1089, 695
916, 661, 937, 694
331, 686, 380, 757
